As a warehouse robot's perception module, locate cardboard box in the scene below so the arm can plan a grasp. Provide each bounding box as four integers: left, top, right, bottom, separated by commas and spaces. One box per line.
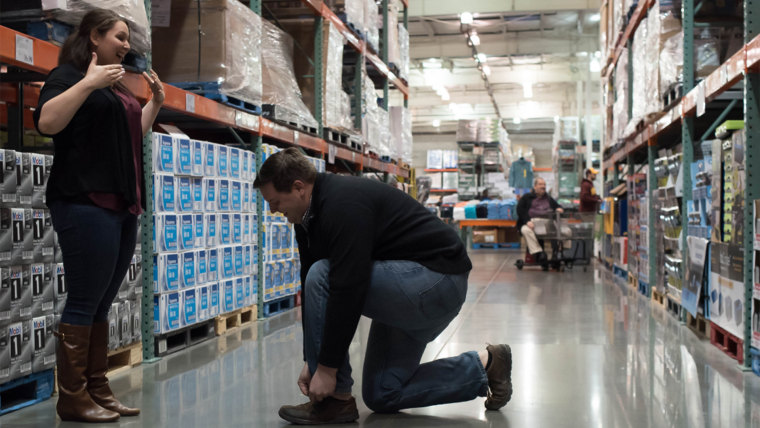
1, 208, 34, 264
155, 174, 176, 212
9, 265, 32, 320
32, 209, 55, 263
205, 213, 218, 248
156, 253, 180, 292
203, 178, 217, 212
244, 275, 253, 307
8, 320, 32, 381
204, 142, 217, 178
182, 288, 197, 327
129, 299, 141, 345
30, 154, 49, 208
157, 214, 179, 252
229, 148, 240, 179
54, 263, 66, 314
0, 322, 10, 383
180, 251, 196, 289
31, 314, 55, 372
234, 277, 244, 309
207, 248, 219, 283
221, 246, 234, 280
117, 301, 131, 347
209, 282, 220, 318
218, 179, 230, 211
153, 133, 175, 173
232, 214, 242, 245
220, 214, 231, 246
30, 263, 54, 316
472, 229, 499, 244
107, 303, 119, 350
179, 214, 194, 251
222, 280, 235, 314
217, 146, 228, 178
176, 177, 193, 212
231, 180, 241, 212
197, 285, 210, 321
196, 250, 208, 286
128, 253, 142, 288
243, 245, 252, 276
175, 137, 192, 176
0, 149, 18, 205
192, 178, 204, 212
0, 267, 10, 322
154, 292, 182, 334
233, 246, 244, 277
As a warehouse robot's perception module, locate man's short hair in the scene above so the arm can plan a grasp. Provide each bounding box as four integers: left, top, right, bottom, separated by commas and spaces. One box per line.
253, 147, 317, 192
533, 177, 545, 186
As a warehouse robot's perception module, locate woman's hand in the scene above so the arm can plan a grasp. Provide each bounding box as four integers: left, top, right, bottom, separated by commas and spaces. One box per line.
142, 69, 164, 106
84, 52, 125, 89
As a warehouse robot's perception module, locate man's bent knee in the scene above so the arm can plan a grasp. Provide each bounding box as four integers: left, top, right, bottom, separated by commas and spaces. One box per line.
363, 388, 402, 414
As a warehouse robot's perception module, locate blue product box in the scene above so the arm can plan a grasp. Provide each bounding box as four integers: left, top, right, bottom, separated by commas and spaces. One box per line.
183, 288, 197, 326
157, 292, 181, 333
158, 253, 180, 292
181, 251, 195, 289
220, 214, 231, 245
179, 214, 194, 250
205, 213, 218, 247
250, 152, 257, 178
204, 142, 216, 177
235, 277, 244, 309
243, 245, 252, 275
176, 137, 192, 175
210, 282, 220, 318
197, 285, 209, 321
158, 214, 178, 252
156, 174, 176, 212
242, 214, 251, 244
274, 261, 284, 297
203, 178, 217, 212
208, 248, 219, 282
244, 276, 252, 306
196, 249, 207, 285
265, 262, 274, 301
234, 245, 244, 277
177, 177, 193, 212
241, 151, 250, 181
194, 213, 204, 248
222, 280, 235, 313
243, 182, 251, 212
281, 225, 291, 259
218, 146, 228, 178
192, 140, 204, 176
222, 246, 234, 279
153, 133, 174, 173
233, 214, 242, 244
218, 179, 230, 211
192, 178, 203, 212
231, 180, 241, 211
229, 148, 240, 179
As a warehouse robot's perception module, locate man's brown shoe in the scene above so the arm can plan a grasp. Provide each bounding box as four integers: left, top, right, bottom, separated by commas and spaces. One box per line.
279, 396, 359, 425
484, 344, 512, 410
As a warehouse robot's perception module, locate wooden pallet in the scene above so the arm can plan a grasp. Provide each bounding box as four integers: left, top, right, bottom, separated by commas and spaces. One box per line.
652, 288, 666, 307
106, 342, 143, 378
0, 369, 55, 416
686, 312, 711, 340
638, 280, 650, 297
215, 305, 257, 336
154, 319, 215, 357
627, 272, 637, 289
263, 295, 296, 318
665, 295, 682, 319
710, 322, 744, 364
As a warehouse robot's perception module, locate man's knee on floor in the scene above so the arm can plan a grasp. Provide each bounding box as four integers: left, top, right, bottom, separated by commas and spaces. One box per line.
362, 385, 402, 413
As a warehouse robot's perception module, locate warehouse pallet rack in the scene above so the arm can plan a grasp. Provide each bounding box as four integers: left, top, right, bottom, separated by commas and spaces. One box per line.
0, 0, 411, 363
600, 0, 759, 371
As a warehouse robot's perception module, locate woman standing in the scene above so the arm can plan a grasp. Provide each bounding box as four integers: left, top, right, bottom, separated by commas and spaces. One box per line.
33, 9, 164, 423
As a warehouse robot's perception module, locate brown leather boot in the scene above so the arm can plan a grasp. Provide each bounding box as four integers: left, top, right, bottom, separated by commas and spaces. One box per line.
484, 344, 513, 410
55, 323, 120, 422
86, 322, 140, 416
278, 397, 359, 424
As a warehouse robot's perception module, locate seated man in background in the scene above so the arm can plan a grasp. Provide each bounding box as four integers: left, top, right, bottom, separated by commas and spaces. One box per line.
516, 177, 563, 263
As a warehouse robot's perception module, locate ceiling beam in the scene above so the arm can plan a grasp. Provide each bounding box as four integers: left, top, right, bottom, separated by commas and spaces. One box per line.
408, 64, 599, 86
409, 0, 602, 17
410, 32, 598, 59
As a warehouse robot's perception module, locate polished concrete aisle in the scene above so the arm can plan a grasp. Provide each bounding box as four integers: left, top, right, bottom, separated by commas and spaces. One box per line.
5, 250, 760, 427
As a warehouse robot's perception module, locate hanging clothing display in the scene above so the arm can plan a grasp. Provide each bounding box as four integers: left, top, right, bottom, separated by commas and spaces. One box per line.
509, 158, 534, 190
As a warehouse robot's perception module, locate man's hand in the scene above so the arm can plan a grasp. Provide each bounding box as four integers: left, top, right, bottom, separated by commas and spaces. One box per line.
556, 208, 564, 214
527, 221, 535, 229
297, 362, 312, 396
308, 364, 338, 403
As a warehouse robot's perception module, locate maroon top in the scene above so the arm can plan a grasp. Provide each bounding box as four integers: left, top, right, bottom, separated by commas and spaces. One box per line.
88, 87, 143, 215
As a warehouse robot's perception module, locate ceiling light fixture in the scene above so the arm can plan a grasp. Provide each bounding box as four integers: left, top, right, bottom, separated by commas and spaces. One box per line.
469, 33, 480, 46
513, 117, 521, 124
589, 13, 600, 22
482, 65, 491, 76
476, 53, 487, 63
589, 58, 601, 73
433, 119, 441, 127
460, 12, 474, 25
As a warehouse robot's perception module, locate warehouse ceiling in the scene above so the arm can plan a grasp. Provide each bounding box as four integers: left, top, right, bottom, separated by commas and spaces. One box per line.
407, 2, 602, 136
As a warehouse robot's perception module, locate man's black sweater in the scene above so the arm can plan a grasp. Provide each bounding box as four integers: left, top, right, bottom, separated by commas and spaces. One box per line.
516, 191, 560, 230
295, 173, 472, 368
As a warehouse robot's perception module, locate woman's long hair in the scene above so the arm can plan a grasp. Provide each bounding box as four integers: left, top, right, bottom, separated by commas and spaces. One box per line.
58, 9, 129, 74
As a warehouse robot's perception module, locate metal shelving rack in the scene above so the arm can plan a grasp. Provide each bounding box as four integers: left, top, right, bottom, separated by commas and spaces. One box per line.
0, 0, 411, 360
601, 0, 760, 370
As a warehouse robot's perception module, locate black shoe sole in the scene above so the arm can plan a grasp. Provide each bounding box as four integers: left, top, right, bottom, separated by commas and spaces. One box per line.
278, 408, 360, 425
485, 344, 513, 411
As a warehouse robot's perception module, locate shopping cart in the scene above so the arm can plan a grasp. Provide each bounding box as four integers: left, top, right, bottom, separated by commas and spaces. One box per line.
515, 211, 596, 271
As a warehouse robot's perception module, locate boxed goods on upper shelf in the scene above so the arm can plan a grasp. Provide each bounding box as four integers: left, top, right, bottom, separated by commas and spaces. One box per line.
151, 0, 263, 107
42, 0, 151, 55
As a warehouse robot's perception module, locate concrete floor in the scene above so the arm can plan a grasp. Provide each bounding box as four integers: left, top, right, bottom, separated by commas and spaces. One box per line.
4, 250, 760, 427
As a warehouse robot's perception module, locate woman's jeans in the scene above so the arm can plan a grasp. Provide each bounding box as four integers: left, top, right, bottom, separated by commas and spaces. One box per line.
303, 260, 488, 413
49, 201, 137, 325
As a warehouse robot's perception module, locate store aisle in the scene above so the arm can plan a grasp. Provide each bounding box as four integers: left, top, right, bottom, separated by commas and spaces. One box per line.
4, 251, 760, 427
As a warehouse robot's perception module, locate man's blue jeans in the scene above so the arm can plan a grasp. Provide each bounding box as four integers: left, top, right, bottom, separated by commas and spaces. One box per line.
303, 260, 488, 413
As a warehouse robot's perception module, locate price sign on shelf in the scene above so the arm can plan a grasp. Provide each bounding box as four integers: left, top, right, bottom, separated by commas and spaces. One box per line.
696, 81, 706, 117
328, 144, 336, 164
15, 35, 34, 65
185, 93, 195, 113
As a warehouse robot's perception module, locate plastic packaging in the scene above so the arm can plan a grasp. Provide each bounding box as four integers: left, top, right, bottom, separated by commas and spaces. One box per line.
344, 0, 365, 33
386, 0, 401, 66
390, 106, 412, 162
630, 15, 647, 128
456, 120, 478, 143
261, 19, 318, 128
324, 22, 352, 131
151, 0, 262, 106
645, 1, 661, 117
658, 5, 683, 95
42, 0, 151, 55
398, 24, 409, 81
364, 0, 380, 52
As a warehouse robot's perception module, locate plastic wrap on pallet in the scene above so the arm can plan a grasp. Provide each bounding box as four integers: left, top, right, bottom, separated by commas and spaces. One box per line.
457, 120, 478, 142
695, 27, 722, 78
377, 109, 392, 158
261, 19, 318, 128
364, 0, 380, 53
613, 47, 629, 141
398, 24, 409, 81
386, 0, 401, 66
612, 0, 624, 44
324, 22, 351, 131
42, 0, 151, 55
344, 0, 364, 33
658, 5, 683, 95
629, 15, 647, 133
151, 0, 262, 106
645, 2, 661, 117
